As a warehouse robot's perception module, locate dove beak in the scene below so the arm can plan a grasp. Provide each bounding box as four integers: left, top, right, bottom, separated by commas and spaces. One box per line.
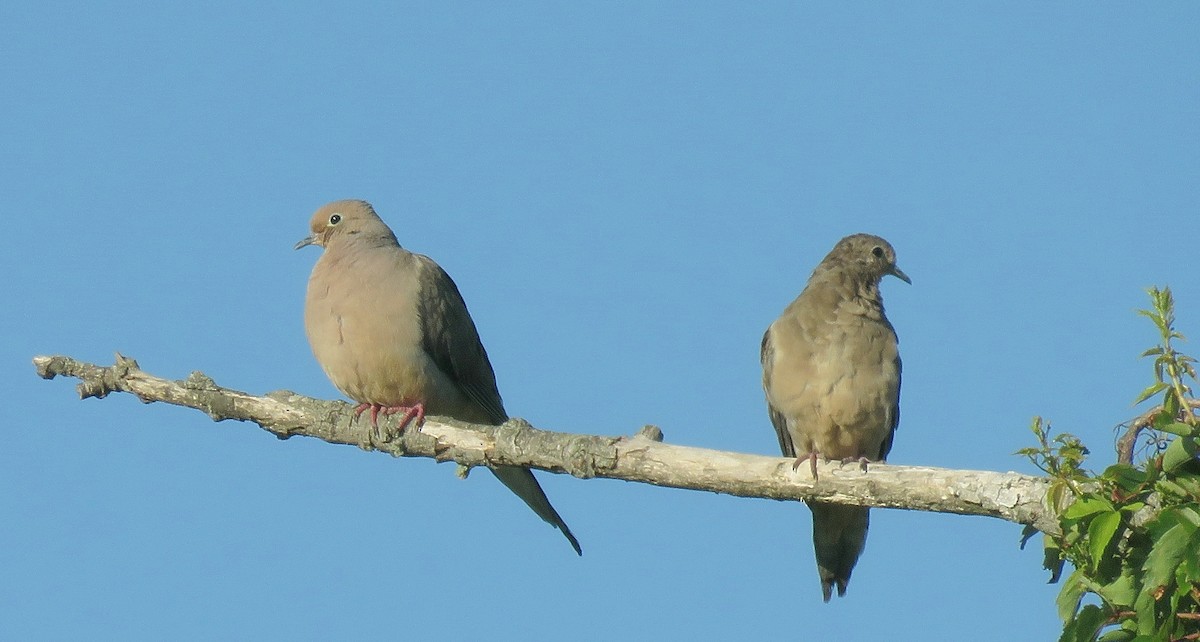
890, 266, 912, 284
294, 234, 319, 250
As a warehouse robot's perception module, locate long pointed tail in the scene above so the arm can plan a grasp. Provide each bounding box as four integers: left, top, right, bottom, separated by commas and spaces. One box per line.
809, 502, 870, 601
490, 465, 582, 555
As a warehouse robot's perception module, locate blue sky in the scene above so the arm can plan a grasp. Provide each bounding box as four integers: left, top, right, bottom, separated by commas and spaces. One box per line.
3, 3, 1198, 640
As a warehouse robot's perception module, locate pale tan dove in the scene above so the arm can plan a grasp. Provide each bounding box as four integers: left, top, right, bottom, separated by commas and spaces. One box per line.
296, 199, 581, 555
760, 233, 909, 601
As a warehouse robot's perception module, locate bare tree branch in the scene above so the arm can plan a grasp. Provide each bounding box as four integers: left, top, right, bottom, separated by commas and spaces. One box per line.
33, 353, 1058, 535
1115, 399, 1200, 465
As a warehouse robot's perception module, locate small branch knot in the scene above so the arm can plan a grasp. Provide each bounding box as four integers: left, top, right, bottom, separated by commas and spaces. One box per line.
75, 354, 140, 400
184, 371, 218, 391
562, 435, 620, 479
33, 355, 63, 380
635, 425, 664, 442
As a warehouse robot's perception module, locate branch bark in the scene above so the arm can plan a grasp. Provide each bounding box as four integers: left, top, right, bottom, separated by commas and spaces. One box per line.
1116, 398, 1200, 465
32, 353, 1058, 535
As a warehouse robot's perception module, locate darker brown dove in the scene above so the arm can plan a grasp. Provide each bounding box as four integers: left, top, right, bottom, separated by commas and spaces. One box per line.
296, 199, 581, 555
760, 233, 909, 601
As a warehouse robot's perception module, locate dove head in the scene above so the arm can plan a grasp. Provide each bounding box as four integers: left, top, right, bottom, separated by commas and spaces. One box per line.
294, 199, 399, 251
820, 234, 911, 285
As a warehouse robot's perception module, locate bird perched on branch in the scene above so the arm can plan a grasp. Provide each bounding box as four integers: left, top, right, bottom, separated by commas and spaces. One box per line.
296, 199, 581, 555
760, 233, 909, 601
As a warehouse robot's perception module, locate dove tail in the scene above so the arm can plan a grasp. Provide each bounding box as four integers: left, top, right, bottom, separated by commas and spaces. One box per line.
809, 502, 870, 602
490, 465, 582, 555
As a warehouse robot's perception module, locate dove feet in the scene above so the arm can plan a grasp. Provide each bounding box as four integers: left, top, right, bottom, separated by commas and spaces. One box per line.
353, 402, 427, 442
839, 455, 874, 472
794, 453, 878, 479
792, 451, 822, 480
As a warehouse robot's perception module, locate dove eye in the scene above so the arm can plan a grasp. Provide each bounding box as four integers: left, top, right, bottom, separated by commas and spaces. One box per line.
329, 214, 342, 225
871, 246, 884, 258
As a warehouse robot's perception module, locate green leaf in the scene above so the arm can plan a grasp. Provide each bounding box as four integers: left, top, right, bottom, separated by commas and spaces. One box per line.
1157, 479, 1190, 500
1064, 497, 1116, 520
1043, 533, 1066, 583
1060, 604, 1106, 642
1049, 484, 1067, 515
1097, 572, 1137, 608
1156, 422, 1197, 437
1098, 623, 1137, 642
1118, 502, 1146, 515
1057, 569, 1088, 622
1177, 506, 1200, 527
1103, 464, 1149, 493
1142, 522, 1194, 594
1180, 527, 1200, 585
1132, 588, 1156, 636
1139, 346, 1164, 358
1161, 436, 1198, 473
1133, 381, 1169, 405
1168, 475, 1200, 497
1175, 563, 1193, 608
1088, 511, 1122, 572
1151, 411, 1176, 430
1148, 507, 1189, 538
1162, 394, 1180, 420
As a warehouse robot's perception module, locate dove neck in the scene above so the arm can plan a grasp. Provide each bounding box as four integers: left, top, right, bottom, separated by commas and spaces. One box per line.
336, 230, 401, 252
802, 272, 888, 321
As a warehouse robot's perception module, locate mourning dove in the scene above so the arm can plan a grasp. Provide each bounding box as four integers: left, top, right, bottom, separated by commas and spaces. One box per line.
760, 234, 909, 601
296, 199, 581, 555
